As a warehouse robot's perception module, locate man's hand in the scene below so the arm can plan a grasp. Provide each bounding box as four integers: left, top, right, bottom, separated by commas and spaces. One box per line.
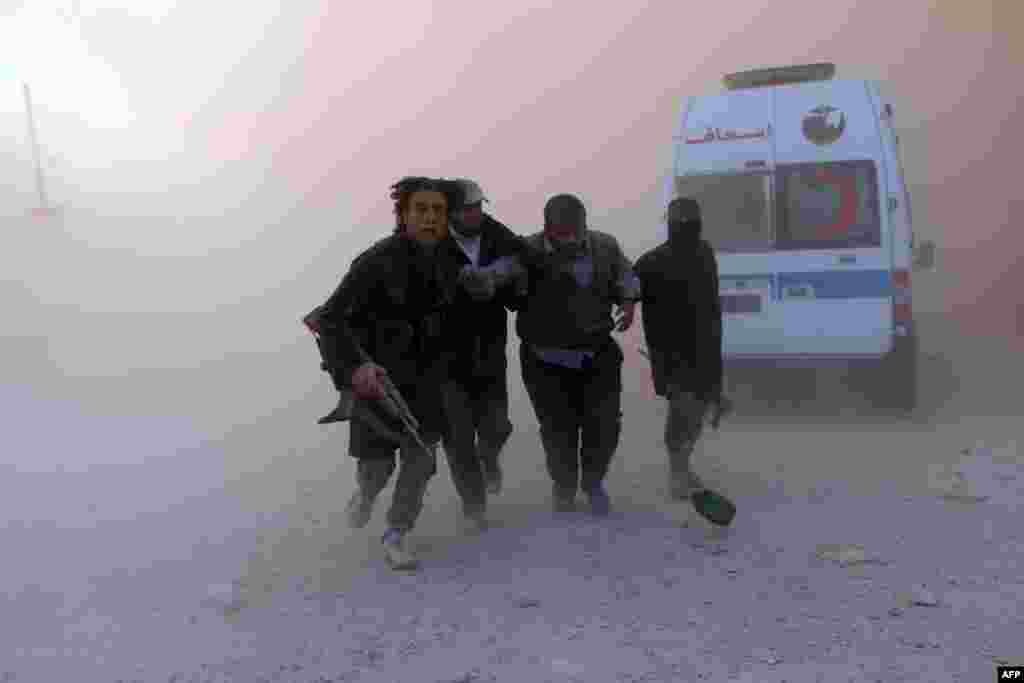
458, 266, 497, 301
351, 362, 389, 401
614, 301, 637, 332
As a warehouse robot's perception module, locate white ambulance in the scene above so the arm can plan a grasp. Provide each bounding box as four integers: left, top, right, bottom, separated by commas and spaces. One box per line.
662, 63, 924, 412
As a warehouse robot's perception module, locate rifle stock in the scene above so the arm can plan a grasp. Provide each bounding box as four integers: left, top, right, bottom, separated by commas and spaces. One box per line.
304, 306, 433, 455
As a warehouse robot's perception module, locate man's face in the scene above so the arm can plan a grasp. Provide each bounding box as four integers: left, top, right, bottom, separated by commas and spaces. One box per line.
454, 202, 484, 234
402, 190, 449, 246
545, 221, 582, 244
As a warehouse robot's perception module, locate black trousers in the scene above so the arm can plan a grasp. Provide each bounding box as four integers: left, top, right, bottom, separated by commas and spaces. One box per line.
441, 372, 514, 515
519, 341, 623, 494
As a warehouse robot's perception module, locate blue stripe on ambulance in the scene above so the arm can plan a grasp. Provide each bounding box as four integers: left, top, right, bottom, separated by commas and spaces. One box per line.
776, 269, 891, 300
721, 270, 892, 302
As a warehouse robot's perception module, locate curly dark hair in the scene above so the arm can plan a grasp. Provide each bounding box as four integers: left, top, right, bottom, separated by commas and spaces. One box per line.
389, 176, 464, 233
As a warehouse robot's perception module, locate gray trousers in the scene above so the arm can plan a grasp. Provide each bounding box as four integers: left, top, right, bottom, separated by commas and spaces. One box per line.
350, 419, 438, 533
664, 388, 706, 474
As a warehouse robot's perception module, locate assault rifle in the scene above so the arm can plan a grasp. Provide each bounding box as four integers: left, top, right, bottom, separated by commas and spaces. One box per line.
302, 307, 433, 457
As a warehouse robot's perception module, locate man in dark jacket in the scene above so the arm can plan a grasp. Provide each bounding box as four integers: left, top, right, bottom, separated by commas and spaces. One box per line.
509, 194, 640, 516
312, 176, 467, 571
440, 179, 524, 533
633, 197, 726, 500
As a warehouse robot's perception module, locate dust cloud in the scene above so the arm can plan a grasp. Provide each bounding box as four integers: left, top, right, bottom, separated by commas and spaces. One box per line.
1, 1, 1021, 679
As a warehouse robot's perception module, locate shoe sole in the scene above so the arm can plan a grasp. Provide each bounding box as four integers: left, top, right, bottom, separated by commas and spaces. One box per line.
384, 548, 420, 571
387, 558, 420, 571
587, 497, 611, 517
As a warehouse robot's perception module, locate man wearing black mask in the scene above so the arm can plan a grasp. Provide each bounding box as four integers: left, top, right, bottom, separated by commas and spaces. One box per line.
634, 197, 726, 500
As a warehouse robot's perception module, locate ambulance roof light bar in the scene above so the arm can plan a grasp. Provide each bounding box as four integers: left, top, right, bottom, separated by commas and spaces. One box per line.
723, 63, 836, 90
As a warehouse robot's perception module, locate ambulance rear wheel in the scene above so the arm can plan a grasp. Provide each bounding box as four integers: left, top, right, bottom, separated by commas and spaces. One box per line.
871, 334, 918, 416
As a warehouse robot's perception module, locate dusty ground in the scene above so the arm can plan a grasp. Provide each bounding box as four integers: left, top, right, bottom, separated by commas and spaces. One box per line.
3, 267, 1022, 682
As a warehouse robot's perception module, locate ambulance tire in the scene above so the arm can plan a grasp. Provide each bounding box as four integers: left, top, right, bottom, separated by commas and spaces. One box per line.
871, 334, 919, 417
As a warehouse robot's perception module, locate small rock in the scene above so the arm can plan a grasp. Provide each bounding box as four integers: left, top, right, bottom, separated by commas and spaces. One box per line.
551, 659, 585, 676
513, 597, 541, 608
752, 647, 781, 665
939, 471, 991, 502
815, 544, 886, 567
887, 608, 904, 617
909, 584, 941, 607
203, 583, 246, 613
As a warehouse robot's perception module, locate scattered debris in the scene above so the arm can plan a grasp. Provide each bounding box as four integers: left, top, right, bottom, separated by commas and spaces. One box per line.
815, 544, 887, 567
940, 471, 991, 502
446, 668, 488, 683
751, 647, 782, 665
908, 584, 942, 607
202, 582, 247, 613
512, 597, 541, 608
551, 658, 585, 676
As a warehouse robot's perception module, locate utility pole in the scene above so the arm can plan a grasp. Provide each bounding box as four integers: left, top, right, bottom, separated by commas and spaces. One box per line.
23, 82, 59, 218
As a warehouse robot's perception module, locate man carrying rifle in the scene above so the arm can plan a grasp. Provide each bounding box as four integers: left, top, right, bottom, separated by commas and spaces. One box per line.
308, 176, 466, 571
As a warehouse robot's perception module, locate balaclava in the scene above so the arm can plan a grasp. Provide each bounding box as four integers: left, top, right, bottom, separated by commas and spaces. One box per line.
667, 197, 702, 250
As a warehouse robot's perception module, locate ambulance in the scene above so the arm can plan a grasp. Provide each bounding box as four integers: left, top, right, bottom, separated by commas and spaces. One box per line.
662, 63, 922, 412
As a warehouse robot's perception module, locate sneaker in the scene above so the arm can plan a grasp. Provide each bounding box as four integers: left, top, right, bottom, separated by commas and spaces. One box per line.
553, 488, 577, 513
346, 490, 374, 529
584, 484, 612, 517
483, 461, 503, 495
382, 529, 419, 571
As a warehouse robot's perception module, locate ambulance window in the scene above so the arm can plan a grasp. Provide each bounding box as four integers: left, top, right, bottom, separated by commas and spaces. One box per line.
674, 173, 774, 252
775, 160, 881, 250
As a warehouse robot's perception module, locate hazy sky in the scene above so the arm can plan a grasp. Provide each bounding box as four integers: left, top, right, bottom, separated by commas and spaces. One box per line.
2, 0, 1021, 346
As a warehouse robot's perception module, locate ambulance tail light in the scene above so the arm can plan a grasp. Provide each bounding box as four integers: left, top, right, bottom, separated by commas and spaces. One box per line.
892, 269, 912, 327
